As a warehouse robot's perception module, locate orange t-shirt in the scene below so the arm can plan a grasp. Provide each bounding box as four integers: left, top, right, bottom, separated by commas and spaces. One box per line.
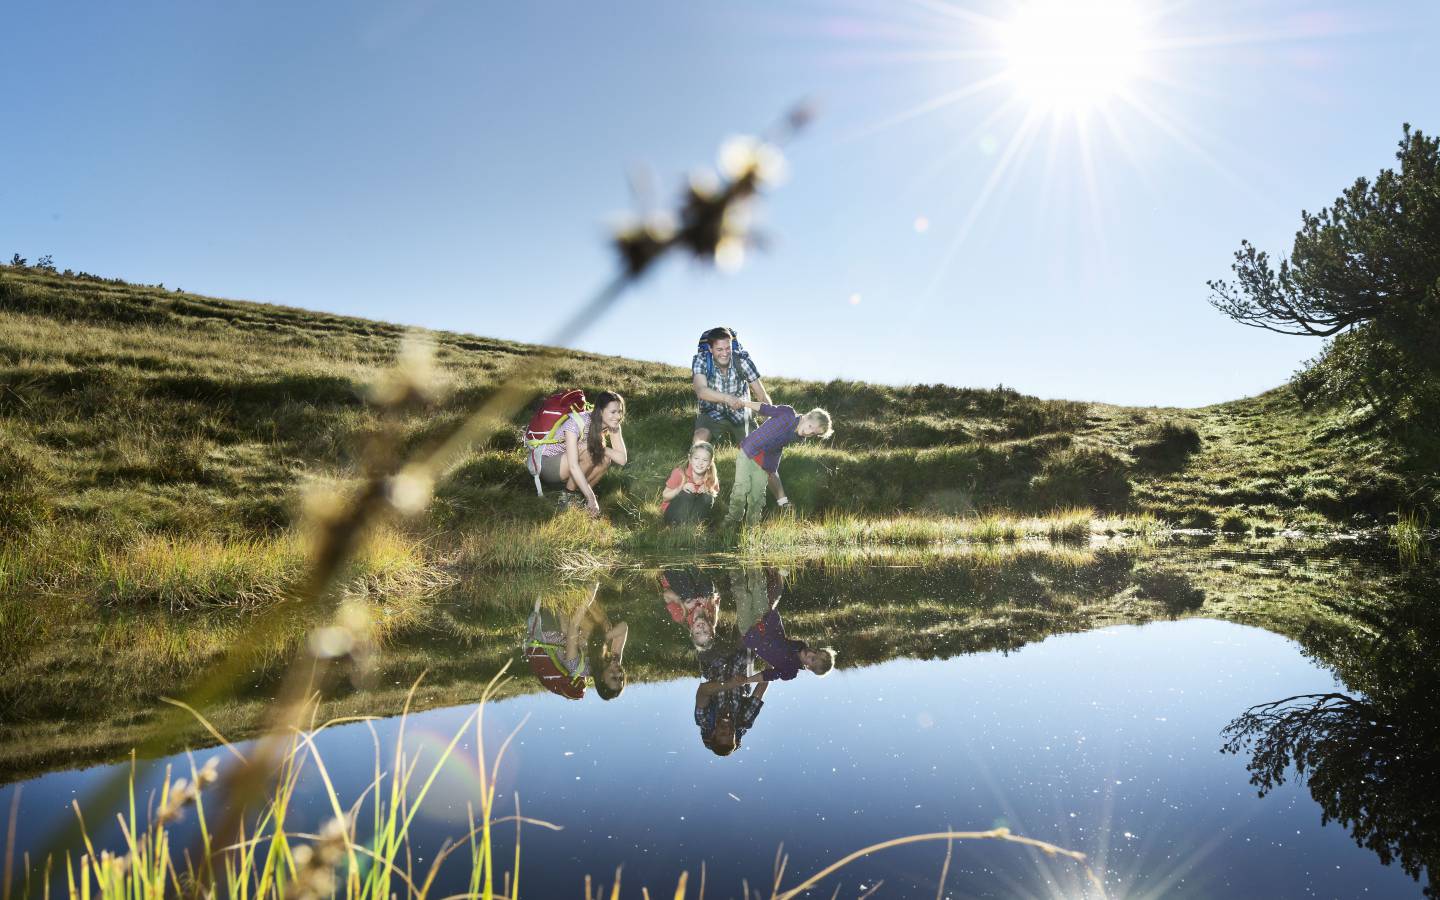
660, 465, 714, 513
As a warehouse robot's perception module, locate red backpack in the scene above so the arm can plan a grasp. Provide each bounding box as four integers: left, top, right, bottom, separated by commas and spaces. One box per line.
524, 389, 591, 495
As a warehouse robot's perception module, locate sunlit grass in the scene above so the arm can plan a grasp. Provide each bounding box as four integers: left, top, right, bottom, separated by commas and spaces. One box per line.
1389, 508, 1432, 566
2, 525, 449, 611
737, 508, 1135, 552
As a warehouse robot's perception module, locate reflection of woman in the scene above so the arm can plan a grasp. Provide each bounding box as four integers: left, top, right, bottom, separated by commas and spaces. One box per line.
660, 567, 720, 649
524, 583, 628, 700
694, 637, 766, 756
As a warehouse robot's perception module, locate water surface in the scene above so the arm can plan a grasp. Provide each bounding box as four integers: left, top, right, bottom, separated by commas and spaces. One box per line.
4, 543, 1437, 897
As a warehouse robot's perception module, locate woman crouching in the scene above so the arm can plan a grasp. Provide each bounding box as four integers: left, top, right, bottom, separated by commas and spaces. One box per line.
535, 391, 627, 517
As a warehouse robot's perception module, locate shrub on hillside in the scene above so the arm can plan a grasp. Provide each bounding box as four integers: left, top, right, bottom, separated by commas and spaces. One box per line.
1028, 447, 1131, 512
1218, 509, 1250, 533
808, 440, 1058, 513
1133, 420, 1202, 472
1003, 399, 1091, 438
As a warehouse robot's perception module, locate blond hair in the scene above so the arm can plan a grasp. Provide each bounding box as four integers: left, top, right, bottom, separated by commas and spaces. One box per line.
686, 442, 721, 494
805, 408, 834, 440
809, 646, 836, 676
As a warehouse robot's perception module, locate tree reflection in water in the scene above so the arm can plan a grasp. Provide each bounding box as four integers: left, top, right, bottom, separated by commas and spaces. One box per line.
1221, 574, 1440, 897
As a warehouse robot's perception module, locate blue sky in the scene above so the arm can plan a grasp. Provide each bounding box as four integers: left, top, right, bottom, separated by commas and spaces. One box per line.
4, 0, 1436, 406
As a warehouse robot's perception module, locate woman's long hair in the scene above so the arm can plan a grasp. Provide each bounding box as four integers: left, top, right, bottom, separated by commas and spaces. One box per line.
686, 441, 721, 494
587, 391, 625, 466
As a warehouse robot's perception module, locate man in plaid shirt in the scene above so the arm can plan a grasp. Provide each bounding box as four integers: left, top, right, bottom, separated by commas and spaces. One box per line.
691, 326, 773, 448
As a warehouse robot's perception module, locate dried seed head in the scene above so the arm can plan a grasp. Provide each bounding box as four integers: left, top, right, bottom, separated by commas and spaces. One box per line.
315, 816, 350, 865
718, 135, 788, 187
308, 625, 356, 660
98, 850, 131, 877
387, 467, 433, 515
370, 332, 443, 408
156, 773, 203, 825
688, 168, 721, 200
300, 483, 348, 526
289, 817, 349, 900
714, 237, 746, 274
335, 600, 371, 634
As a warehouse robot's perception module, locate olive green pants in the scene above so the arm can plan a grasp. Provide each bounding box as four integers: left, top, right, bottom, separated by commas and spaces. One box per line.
724, 454, 768, 528
732, 568, 771, 634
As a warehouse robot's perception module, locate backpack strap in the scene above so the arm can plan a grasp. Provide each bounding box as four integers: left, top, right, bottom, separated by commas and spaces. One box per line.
697, 327, 745, 380
524, 403, 593, 496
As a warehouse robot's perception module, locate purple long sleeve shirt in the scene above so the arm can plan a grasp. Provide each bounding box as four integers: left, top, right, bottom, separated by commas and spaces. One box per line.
742, 609, 806, 682
738, 404, 799, 474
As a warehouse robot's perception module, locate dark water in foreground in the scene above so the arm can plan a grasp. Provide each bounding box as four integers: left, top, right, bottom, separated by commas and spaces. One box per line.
4, 545, 1438, 897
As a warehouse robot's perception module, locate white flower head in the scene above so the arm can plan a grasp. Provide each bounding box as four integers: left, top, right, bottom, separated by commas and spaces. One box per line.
718, 135, 788, 187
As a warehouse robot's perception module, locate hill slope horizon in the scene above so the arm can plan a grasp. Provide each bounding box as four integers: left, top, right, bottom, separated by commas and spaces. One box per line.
0, 265, 1409, 552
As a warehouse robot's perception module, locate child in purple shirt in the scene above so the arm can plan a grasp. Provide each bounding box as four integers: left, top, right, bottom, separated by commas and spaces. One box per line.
722, 401, 834, 528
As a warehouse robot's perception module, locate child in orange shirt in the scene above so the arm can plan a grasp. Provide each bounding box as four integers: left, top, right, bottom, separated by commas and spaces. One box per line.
661, 442, 720, 525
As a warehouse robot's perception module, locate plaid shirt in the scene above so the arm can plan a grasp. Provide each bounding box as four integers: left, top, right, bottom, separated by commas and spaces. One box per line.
692, 351, 761, 425
694, 643, 764, 743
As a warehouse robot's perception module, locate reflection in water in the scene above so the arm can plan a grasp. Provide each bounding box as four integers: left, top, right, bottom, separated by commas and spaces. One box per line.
690, 567, 783, 756
7, 544, 1440, 896
522, 580, 628, 700
658, 566, 719, 649
695, 633, 765, 756
1222, 570, 1440, 896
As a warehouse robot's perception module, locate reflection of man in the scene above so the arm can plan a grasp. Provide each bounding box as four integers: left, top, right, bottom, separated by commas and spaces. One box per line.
695, 640, 766, 756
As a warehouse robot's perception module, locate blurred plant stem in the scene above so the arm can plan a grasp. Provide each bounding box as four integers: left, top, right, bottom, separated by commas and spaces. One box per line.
35, 104, 810, 871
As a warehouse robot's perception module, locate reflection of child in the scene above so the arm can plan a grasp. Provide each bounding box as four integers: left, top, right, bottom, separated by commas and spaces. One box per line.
660, 568, 720, 649
742, 609, 834, 681
661, 442, 720, 525
731, 566, 782, 635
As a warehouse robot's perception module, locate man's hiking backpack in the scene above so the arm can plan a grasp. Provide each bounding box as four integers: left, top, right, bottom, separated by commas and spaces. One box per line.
524, 389, 591, 495
695, 326, 752, 379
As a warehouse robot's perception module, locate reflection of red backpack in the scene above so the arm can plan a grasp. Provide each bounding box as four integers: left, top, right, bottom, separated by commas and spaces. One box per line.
523, 645, 588, 699
524, 390, 591, 495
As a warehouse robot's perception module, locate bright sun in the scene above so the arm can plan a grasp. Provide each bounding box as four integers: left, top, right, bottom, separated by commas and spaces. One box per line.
997, 0, 1148, 112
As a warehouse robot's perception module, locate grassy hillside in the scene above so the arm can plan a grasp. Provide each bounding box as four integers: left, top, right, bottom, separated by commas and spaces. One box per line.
0, 266, 1407, 579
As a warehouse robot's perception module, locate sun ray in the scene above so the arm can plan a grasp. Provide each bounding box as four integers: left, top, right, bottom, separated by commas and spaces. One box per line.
816, 47, 1008, 67
1036, 111, 1068, 215
899, 98, 1024, 200
914, 107, 1046, 307
899, 0, 1006, 30
1074, 116, 1111, 266
1094, 102, 1159, 200
1112, 86, 1254, 193
840, 72, 1010, 143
